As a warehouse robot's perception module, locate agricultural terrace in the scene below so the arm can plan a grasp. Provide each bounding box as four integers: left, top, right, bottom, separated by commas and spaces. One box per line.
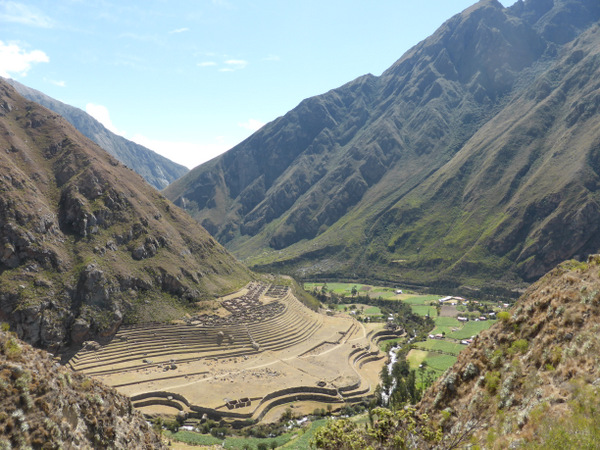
305, 282, 498, 376
68, 283, 400, 424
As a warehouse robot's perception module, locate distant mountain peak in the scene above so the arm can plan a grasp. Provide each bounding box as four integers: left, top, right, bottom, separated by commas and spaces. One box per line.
3, 77, 188, 190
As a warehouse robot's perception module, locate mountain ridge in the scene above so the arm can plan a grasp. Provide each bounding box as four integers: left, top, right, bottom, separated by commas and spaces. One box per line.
3, 77, 189, 190
164, 0, 600, 291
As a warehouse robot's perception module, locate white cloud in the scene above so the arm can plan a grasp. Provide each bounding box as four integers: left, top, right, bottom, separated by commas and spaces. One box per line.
225, 59, 248, 69
0, 1, 54, 28
130, 134, 232, 169
238, 119, 265, 132
85, 103, 124, 136
169, 27, 189, 34
198, 57, 249, 72
0, 40, 49, 77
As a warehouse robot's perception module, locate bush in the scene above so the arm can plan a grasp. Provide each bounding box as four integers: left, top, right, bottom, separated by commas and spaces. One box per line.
485, 371, 501, 394
510, 339, 529, 355
210, 427, 228, 438
3, 336, 22, 360
497, 311, 511, 324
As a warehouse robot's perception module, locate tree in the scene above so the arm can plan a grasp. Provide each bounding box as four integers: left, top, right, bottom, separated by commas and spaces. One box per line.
311, 407, 442, 449
311, 418, 367, 450
351, 285, 358, 297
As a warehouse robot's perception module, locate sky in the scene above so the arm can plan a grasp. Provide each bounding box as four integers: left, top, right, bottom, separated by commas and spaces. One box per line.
0, 0, 518, 169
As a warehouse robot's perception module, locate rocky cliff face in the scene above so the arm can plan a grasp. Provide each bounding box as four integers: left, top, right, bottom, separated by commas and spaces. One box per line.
4, 78, 189, 190
417, 255, 600, 446
0, 329, 166, 449
165, 0, 600, 291
0, 79, 252, 352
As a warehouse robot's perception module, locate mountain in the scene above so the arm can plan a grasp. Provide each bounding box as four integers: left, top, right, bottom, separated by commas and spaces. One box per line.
0, 328, 166, 448
417, 255, 600, 447
4, 78, 189, 190
0, 79, 252, 352
164, 0, 600, 292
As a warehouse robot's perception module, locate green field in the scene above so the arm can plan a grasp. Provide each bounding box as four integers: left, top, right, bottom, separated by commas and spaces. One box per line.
167, 419, 329, 449
364, 306, 382, 315
306, 282, 494, 385
334, 304, 381, 316
410, 305, 437, 317
447, 320, 496, 339
407, 348, 456, 375
401, 295, 441, 305
424, 353, 458, 373
407, 349, 428, 369
414, 339, 464, 356
281, 419, 328, 449
406, 310, 495, 377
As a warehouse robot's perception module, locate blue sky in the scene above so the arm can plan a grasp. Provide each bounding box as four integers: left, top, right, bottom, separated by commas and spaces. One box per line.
0, 0, 517, 169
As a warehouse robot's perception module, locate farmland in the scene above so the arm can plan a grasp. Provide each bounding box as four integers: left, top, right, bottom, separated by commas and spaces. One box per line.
305, 282, 498, 375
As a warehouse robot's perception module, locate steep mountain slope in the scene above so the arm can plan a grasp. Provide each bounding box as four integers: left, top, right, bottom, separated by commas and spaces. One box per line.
0, 79, 252, 352
0, 329, 166, 449
417, 255, 600, 447
4, 78, 189, 190
164, 0, 600, 291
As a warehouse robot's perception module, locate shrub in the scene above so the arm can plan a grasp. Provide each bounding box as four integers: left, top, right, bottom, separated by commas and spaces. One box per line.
3, 336, 22, 359
80, 378, 93, 391
490, 348, 505, 368
510, 339, 529, 355
497, 311, 511, 324
485, 371, 501, 394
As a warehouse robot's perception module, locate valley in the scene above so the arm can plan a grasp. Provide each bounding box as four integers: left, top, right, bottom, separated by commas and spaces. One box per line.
3, 0, 600, 448
62, 277, 506, 448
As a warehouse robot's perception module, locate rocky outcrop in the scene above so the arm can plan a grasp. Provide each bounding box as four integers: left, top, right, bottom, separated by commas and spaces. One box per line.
0, 329, 166, 449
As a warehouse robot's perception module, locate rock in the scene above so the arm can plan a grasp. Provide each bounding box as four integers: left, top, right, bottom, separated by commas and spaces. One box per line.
83, 340, 101, 351
71, 318, 91, 344
98, 310, 123, 338
132, 246, 147, 260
